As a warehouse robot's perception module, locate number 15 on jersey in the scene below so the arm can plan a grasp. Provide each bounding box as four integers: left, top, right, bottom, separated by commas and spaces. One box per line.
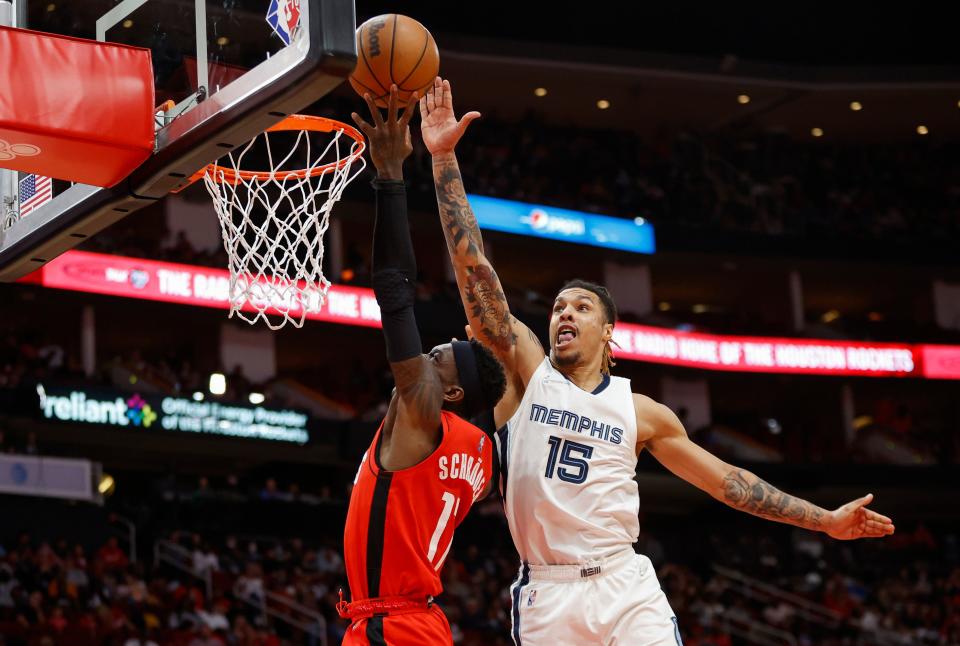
544, 436, 594, 484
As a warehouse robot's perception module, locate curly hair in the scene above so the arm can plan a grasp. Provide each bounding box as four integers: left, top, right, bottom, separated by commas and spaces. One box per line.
558, 279, 618, 375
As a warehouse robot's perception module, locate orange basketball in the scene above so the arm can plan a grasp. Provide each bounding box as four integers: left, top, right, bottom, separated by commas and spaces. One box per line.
350, 14, 439, 108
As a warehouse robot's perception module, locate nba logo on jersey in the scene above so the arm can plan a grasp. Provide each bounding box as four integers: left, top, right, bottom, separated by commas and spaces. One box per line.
527, 589, 537, 607
266, 0, 301, 46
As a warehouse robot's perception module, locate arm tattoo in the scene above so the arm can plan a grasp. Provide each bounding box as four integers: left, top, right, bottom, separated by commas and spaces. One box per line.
721, 469, 824, 529
464, 264, 517, 353
434, 158, 484, 258
390, 357, 441, 423
524, 322, 545, 352
433, 154, 519, 355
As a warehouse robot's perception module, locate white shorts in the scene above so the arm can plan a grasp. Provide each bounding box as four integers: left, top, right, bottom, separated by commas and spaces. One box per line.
509, 550, 682, 646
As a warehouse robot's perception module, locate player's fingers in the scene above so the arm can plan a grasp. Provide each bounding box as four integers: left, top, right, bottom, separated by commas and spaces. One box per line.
872, 520, 895, 534
865, 522, 894, 537
427, 76, 440, 112
434, 76, 444, 107
863, 508, 893, 524
401, 92, 419, 126
441, 78, 451, 109
863, 513, 894, 532
464, 324, 474, 339
362, 93, 383, 126
387, 85, 399, 124
350, 112, 373, 135
419, 94, 428, 121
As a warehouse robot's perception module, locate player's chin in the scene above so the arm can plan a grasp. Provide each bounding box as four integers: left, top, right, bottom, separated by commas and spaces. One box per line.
551, 347, 581, 367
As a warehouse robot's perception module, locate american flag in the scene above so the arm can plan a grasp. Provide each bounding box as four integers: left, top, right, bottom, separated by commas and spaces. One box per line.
18, 174, 53, 218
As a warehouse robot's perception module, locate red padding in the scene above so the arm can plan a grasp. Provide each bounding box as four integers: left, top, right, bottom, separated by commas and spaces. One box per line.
0, 26, 155, 188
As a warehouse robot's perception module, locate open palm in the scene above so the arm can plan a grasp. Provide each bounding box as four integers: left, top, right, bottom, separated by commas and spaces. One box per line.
825, 493, 895, 540
419, 77, 481, 155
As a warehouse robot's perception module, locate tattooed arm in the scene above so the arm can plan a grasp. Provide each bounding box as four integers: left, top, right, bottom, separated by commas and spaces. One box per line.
636, 394, 896, 539
420, 77, 545, 392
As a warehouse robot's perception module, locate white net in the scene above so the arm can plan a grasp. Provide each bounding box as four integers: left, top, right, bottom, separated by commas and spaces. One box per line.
203, 118, 366, 330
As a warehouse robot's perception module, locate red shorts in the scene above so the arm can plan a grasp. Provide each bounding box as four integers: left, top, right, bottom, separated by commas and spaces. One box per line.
341, 605, 452, 645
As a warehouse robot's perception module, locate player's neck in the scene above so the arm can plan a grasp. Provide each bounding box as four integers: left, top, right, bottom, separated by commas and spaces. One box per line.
553, 359, 604, 393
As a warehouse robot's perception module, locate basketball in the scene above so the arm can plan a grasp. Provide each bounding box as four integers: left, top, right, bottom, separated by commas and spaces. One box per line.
350, 14, 440, 108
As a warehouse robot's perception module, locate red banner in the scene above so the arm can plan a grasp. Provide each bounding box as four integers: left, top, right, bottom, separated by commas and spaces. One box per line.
612, 324, 959, 379
920, 345, 960, 380
28, 250, 382, 328
22, 251, 960, 379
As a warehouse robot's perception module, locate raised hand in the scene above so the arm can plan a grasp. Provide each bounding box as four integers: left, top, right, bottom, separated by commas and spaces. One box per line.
420, 77, 481, 156
824, 493, 895, 540
351, 85, 418, 180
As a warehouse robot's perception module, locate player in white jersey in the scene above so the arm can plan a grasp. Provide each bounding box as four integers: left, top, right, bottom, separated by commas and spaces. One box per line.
419, 77, 896, 645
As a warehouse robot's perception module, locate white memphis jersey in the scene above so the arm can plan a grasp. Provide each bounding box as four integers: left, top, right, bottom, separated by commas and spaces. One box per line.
496, 358, 639, 565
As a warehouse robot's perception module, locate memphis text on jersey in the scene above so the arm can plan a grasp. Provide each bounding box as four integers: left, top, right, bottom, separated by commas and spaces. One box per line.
529, 403, 624, 445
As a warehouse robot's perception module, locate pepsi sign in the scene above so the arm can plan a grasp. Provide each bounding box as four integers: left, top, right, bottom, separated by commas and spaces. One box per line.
466, 195, 655, 254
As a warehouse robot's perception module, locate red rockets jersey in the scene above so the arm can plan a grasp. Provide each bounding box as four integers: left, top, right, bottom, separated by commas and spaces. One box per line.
343, 410, 495, 601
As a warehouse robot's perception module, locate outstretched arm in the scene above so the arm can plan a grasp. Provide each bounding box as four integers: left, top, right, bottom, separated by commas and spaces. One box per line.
637, 395, 895, 540
352, 87, 442, 461
420, 77, 544, 388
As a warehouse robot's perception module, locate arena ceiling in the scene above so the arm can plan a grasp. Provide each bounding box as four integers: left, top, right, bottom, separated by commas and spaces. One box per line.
349, 1, 960, 140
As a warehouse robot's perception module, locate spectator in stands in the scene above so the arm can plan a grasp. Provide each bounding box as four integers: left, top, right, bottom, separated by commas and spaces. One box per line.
221, 474, 245, 503
192, 541, 220, 576
196, 598, 230, 632
96, 536, 129, 574
5, 514, 959, 646
64, 544, 90, 597
259, 478, 280, 501
0, 563, 17, 609
219, 536, 245, 576
34, 541, 61, 579
315, 547, 342, 576
235, 562, 265, 604
285, 482, 301, 503
192, 476, 215, 502
37, 339, 65, 371
125, 632, 160, 646
318, 485, 333, 502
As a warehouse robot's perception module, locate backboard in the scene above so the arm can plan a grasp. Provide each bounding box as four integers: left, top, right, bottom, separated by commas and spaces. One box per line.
0, 0, 356, 281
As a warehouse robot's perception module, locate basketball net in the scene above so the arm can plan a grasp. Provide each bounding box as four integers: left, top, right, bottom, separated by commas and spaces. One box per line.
201, 116, 366, 330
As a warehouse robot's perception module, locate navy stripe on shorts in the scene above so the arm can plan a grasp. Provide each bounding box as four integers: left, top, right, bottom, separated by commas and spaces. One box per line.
511, 562, 530, 645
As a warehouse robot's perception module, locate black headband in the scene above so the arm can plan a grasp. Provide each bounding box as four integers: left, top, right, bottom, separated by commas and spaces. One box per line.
451, 340, 485, 419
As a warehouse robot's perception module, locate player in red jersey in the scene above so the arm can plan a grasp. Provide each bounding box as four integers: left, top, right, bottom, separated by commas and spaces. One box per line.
337, 86, 508, 646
